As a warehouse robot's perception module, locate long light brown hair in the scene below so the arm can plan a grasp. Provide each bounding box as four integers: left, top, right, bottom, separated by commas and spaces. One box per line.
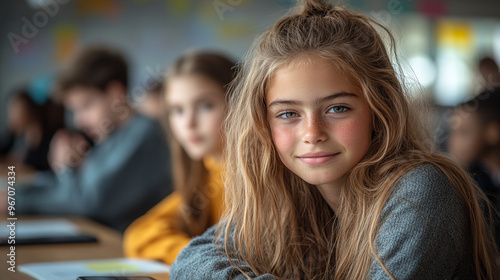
164, 51, 235, 237
221, 1, 499, 279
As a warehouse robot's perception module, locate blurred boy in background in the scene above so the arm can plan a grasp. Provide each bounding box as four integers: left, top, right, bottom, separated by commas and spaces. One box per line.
448, 87, 500, 250
15, 47, 173, 232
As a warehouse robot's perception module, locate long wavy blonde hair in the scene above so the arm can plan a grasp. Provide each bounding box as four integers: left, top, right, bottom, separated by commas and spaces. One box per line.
221, 1, 499, 279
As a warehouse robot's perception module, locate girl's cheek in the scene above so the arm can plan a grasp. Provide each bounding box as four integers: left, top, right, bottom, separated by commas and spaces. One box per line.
205, 108, 223, 129
169, 116, 184, 142
202, 108, 226, 143
336, 121, 362, 144
336, 114, 372, 154
271, 126, 295, 154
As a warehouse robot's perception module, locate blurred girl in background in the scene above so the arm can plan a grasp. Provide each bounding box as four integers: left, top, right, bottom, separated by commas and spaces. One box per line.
123, 51, 235, 265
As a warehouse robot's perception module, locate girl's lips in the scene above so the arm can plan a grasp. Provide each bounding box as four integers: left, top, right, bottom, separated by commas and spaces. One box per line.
187, 136, 203, 143
297, 152, 340, 165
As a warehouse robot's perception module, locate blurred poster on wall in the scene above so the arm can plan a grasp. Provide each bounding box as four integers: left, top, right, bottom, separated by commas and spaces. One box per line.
54, 24, 78, 63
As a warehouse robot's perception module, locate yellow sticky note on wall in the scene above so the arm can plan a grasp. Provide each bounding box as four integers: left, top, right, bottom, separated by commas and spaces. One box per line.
167, 0, 191, 16
54, 25, 78, 63
437, 21, 473, 49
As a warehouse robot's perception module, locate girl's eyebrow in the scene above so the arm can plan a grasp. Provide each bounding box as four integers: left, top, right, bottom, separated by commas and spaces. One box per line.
267, 92, 357, 108
194, 96, 212, 103
168, 94, 213, 106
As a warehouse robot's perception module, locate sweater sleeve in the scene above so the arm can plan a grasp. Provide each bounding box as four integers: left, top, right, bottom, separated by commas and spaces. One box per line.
170, 224, 276, 280
123, 192, 192, 265
368, 164, 474, 279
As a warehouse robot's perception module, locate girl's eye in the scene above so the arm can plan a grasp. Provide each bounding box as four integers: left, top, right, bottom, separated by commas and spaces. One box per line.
277, 111, 299, 119
200, 102, 214, 111
327, 105, 349, 114
171, 107, 183, 115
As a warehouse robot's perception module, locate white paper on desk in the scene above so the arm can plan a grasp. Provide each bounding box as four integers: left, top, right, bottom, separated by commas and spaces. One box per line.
19, 258, 170, 280
0, 219, 79, 239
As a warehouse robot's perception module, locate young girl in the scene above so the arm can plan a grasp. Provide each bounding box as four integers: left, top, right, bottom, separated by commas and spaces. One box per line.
170, 1, 499, 279
123, 51, 235, 265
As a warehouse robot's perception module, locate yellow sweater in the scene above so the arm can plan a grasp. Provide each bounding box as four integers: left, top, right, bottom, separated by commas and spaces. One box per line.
123, 157, 224, 264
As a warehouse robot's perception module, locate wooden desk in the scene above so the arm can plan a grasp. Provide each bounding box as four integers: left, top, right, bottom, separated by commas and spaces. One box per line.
0, 216, 169, 280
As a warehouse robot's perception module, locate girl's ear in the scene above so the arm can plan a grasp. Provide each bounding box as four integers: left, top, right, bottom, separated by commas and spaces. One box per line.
484, 122, 500, 146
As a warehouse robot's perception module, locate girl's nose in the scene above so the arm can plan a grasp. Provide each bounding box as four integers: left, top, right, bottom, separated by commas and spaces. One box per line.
302, 115, 328, 144
186, 109, 197, 128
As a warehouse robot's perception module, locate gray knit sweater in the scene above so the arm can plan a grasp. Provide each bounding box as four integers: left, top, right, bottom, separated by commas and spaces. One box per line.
170, 164, 476, 279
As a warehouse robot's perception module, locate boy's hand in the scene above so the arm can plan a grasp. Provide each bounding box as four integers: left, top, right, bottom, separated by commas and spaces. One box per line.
48, 130, 90, 172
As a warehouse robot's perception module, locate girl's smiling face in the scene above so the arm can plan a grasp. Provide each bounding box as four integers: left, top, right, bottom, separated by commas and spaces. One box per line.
266, 56, 373, 188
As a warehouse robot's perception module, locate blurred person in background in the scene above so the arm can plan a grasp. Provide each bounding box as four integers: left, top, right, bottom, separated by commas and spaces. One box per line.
123, 51, 235, 264
479, 57, 500, 91
14, 46, 173, 232
135, 81, 166, 120
0, 88, 64, 172
448, 88, 500, 251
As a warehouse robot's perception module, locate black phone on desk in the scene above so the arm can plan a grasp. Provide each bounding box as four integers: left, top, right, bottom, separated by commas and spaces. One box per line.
77, 277, 156, 280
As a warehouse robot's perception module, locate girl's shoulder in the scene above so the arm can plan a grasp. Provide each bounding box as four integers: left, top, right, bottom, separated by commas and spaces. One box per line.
371, 163, 475, 279
379, 162, 472, 251
380, 162, 470, 238
388, 163, 463, 210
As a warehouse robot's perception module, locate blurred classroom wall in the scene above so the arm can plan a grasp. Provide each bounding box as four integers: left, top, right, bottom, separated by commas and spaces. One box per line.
1, 0, 500, 141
